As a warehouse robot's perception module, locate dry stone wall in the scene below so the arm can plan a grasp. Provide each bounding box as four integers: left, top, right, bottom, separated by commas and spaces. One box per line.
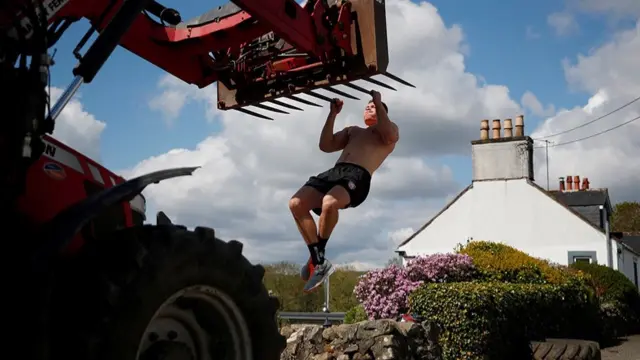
279, 319, 443, 360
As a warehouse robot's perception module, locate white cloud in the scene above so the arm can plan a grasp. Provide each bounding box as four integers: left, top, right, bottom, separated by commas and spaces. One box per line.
531, 21, 640, 202
148, 75, 218, 126
49, 87, 106, 160
389, 227, 415, 245
521, 91, 556, 117
132, 1, 640, 269
547, 12, 580, 36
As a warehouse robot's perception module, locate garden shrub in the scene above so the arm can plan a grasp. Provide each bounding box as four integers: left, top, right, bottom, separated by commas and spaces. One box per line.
354, 254, 479, 319
406, 253, 477, 282
457, 241, 586, 285
353, 264, 421, 319
570, 262, 640, 335
409, 281, 601, 360
344, 304, 368, 324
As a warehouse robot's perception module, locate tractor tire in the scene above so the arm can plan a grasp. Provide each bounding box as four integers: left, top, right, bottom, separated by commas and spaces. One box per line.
49, 224, 286, 360
531, 339, 601, 360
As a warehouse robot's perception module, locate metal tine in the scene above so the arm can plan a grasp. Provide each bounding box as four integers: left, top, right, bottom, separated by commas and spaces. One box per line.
269, 99, 303, 111
253, 103, 290, 114
234, 108, 274, 121
382, 71, 416, 88
286, 95, 322, 107
343, 82, 372, 95
362, 77, 396, 91
323, 86, 359, 100
304, 90, 334, 103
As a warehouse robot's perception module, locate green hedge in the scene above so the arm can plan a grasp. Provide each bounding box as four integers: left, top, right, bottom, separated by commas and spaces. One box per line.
409, 282, 601, 360
570, 262, 640, 336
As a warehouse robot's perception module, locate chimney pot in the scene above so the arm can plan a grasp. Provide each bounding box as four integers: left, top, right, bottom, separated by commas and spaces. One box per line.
503, 118, 513, 138
492, 119, 501, 139
515, 115, 524, 136
480, 119, 489, 140
566, 175, 573, 191
583, 177, 590, 190
573, 175, 580, 190
559, 177, 565, 191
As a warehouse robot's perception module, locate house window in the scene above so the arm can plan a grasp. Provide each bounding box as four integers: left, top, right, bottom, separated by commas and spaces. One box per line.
567, 251, 597, 265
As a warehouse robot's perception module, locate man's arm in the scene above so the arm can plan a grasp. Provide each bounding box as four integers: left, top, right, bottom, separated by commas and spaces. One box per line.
319, 99, 351, 153
371, 92, 399, 145
319, 114, 352, 152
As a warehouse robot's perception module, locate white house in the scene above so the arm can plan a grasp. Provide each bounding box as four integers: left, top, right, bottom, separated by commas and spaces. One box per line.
396, 116, 640, 290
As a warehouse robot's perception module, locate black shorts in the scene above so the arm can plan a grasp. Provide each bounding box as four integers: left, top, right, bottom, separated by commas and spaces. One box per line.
304, 162, 372, 216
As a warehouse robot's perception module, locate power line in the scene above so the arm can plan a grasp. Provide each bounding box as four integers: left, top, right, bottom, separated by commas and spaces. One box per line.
534, 114, 640, 148
533, 95, 640, 140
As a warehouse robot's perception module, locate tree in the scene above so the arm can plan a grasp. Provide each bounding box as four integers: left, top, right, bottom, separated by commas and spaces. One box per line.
262, 262, 364, 312
610, 201, 640, 233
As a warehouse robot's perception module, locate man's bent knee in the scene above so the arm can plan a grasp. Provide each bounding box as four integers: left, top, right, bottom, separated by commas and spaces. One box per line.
289, 197, 308, 216
290, 186, 324, 215
321, 195, 342, 214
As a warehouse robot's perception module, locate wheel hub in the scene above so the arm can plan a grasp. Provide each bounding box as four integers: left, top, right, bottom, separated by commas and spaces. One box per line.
140, 341, 195, 360
137, 285, 252, 360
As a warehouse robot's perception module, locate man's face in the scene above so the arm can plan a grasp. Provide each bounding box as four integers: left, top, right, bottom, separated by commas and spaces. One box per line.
364, 101, 377, 126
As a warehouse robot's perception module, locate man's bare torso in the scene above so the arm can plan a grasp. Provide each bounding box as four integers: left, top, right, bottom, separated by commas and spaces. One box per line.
337, 126, 396, 174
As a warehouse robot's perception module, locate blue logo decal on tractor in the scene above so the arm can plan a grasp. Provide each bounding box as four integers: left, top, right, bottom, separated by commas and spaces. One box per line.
43, 162, 66, 180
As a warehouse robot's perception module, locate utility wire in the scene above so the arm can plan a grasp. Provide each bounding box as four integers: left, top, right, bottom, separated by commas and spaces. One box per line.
533, 95, 640, 140
534, 114, 640, 148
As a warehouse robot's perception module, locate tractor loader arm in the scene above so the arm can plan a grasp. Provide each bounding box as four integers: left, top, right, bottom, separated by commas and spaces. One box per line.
4, 0, 413, 119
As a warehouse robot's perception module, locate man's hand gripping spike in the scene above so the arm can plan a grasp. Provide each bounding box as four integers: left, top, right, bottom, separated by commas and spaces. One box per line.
330, 98, 344, 115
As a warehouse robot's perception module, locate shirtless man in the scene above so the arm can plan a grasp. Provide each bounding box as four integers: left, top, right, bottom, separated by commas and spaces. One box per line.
288, 90, 399, 292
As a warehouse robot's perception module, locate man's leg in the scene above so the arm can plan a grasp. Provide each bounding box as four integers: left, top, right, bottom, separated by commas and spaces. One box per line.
318, 185, 351, 247
289, 186, 324, 279
289, 186, 323, 245
303, 185, 351, 292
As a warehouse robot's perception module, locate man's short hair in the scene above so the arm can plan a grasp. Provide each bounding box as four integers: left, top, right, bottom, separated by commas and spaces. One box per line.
368, 99, 389, 113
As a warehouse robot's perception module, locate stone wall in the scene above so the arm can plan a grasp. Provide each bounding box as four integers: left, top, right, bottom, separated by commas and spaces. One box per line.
279, 319, 443, 360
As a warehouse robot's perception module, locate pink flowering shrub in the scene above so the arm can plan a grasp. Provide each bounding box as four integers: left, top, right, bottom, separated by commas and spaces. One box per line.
353, 253, 477, 319
353, 264, 421, 319
406, 253, 477, 283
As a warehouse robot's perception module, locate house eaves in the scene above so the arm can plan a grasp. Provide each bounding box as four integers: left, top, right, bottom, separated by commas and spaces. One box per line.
396, 184, 473, 249
527, 180, 605, 235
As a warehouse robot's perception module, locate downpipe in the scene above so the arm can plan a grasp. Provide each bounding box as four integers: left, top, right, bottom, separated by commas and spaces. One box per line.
601, 205, 613, 268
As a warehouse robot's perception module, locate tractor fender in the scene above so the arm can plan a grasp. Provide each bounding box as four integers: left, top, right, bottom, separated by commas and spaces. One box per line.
31, 166, 199, 271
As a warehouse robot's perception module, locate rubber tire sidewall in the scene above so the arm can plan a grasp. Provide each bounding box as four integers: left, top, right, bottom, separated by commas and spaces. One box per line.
49, 225, 285, 360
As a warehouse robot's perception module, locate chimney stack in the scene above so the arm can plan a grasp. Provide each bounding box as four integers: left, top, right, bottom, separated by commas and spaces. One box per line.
559, 177, 565, 191
573, 175, 580, 190
503, 118, 513, 138
515, 115, 524, 136
582, 177, 590, 190
566, 175, 573, 191
471, 114, 534, 182
492, 119, 501, 139
480, 119, 489, 140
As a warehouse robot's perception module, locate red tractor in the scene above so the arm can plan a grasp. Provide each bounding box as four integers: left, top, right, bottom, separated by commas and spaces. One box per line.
0, 0, 413, 359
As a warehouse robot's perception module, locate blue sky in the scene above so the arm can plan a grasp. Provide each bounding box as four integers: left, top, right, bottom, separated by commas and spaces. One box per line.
47, 0, 630, 181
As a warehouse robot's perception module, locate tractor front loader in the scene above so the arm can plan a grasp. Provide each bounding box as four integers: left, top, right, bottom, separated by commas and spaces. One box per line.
0, 0, 413, 359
